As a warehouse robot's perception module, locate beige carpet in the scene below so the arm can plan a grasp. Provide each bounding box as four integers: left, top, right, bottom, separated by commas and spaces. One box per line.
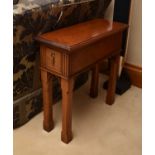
14, 74, 142, 155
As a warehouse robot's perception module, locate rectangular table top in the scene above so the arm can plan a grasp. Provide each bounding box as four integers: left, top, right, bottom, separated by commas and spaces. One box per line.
36, 19, 128, 51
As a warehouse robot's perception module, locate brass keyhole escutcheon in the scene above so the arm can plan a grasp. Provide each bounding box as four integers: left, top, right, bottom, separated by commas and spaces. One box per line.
51, 51, 55, 66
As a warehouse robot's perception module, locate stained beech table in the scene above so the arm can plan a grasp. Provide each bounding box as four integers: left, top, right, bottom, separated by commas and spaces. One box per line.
36, 19, 128, 144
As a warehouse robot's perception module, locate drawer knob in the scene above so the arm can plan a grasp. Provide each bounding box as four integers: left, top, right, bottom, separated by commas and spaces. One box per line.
51, 52, 55, 66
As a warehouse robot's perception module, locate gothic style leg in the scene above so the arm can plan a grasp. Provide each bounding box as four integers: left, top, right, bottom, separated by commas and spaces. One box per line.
106, 55, 120, 105
61, 78, 74, 144
41, 70, 54, 132
90, 63, 99, 98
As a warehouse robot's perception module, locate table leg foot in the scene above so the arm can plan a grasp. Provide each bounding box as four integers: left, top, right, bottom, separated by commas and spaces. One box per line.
61, 131, 73, 144
43, 120, 54, 132
106, 98, 115, 105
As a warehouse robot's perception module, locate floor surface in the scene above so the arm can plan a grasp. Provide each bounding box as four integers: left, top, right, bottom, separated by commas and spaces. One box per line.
14, 74, 142, 155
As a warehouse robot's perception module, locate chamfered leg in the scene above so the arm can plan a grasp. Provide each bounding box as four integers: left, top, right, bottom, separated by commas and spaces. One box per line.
90, 63, 99, 98
41, 70, 54, 132
106, 55, 120, 105
61, 78, 74, 144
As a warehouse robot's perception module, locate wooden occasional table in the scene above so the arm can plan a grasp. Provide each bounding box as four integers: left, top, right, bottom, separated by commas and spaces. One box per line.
36, 19, 128, 144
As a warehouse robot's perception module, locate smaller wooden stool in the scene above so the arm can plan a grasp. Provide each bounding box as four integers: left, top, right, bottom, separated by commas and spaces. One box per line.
36, 19, 128, 144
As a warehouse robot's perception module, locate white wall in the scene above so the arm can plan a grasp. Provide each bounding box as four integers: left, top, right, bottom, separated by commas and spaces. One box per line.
104, 0, 142, 67
126, 0, 142, 67
104, 0, 115, 20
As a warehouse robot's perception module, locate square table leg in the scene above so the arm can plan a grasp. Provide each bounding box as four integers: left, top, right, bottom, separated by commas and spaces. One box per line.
41, 70, 54, 132
61, 78, 74, 144
106, 54, 120, 105
90, 63, 99, 98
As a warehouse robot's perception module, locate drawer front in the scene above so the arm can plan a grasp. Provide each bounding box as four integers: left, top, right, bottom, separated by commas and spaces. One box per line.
45, 48, 62, 73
